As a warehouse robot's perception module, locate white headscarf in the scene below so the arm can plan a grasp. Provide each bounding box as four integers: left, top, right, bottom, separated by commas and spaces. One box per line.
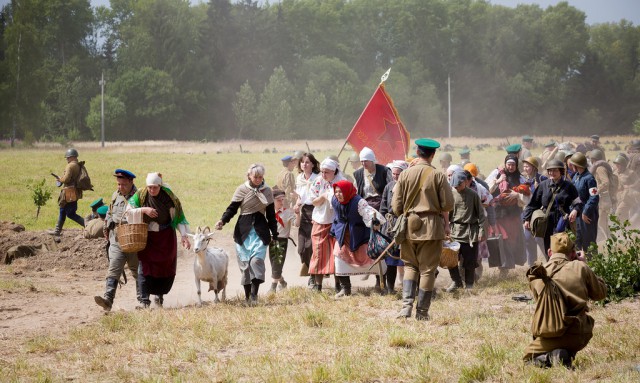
359, 147, 376, 162
320, 158, 339, 171
146, 172, 163, 186
390, 160, 409, 170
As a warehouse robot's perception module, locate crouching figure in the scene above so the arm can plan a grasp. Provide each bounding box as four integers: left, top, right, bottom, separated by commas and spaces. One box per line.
523, 232, 607, 368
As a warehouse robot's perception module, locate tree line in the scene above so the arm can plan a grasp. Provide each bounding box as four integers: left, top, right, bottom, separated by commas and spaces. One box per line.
1, 0, 639, 144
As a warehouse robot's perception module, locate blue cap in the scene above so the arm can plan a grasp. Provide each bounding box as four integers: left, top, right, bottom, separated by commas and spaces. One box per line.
281, 155, 293, 162
114, 169, 136, 179
415, 138, 440, 149
459, 148, 470, 156
505, 143, 522, 153
96, 205, 108, 216
590, 135, 600, 141
89, 198, 104, 209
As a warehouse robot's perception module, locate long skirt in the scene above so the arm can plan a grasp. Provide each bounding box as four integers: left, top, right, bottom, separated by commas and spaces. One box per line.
494, 210, 526, 268
309, 222, 335, 275
335, 230, 386, 276
297, 205, 314, 267
138, 227, 177, 295
236, 227, 267, 285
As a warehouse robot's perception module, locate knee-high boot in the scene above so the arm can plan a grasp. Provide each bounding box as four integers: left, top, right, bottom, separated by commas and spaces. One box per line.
464, 267, 475, 289
137, 272, 151, 308
446, 268, 464, 292
397, 279, 417, 318
94, 277, 118, 311
250, 279, 260, 301
415, 289, 433, 321
243, 284, 251, 301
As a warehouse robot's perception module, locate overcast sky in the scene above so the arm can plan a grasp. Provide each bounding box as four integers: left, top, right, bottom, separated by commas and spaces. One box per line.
1, 0, 638, 25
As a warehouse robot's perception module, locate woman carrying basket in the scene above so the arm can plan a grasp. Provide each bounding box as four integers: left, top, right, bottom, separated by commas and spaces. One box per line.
445, 170, 486, 292
126, 172, 191, 308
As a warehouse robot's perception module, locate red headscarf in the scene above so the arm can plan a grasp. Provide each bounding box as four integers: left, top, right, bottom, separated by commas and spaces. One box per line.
333, 180, 357, 205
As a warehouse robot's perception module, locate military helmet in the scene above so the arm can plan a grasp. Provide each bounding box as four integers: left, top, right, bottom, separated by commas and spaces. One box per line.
348, 153, 359, 163
438, 152, 453, 162
629, 139, 640, 150
589, 149, 605, 162
554, 151, 566, 162
613, 154, 629, 167
65, 148, 79, 158
568, 152, 588, 168
545, 159, 565, 170
523, 156, 539, 170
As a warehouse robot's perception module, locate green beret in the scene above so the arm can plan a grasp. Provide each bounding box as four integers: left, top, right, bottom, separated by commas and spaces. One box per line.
459, 148, 470, 156
415, 138, 440, 149
89, 198, 104, 209
522, 135, 533, 142
96, 205, 108, 216
505, 143, 522, 153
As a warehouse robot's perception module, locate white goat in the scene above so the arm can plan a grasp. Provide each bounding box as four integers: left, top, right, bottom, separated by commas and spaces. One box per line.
188, 226, 229, 306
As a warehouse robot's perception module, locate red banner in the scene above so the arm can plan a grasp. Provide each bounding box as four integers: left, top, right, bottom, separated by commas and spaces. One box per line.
346, 84, 410, 166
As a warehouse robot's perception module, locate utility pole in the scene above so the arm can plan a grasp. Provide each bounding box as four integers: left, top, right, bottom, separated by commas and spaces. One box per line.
99, 72, 105, 148
447, 74, 452, 138
12, 32, 21, 148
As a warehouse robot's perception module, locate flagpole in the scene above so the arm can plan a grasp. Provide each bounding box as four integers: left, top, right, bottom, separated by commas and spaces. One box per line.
448, 74, 452, 138
338, 68, 392, 160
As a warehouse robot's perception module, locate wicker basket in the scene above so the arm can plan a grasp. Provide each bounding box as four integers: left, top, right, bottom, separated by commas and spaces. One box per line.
116, 223, 148, 253
440, 240, 460, 269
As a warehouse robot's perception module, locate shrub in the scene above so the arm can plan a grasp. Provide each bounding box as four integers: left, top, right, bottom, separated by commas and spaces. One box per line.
28, 178, 53, 220
588, 215, 640, 303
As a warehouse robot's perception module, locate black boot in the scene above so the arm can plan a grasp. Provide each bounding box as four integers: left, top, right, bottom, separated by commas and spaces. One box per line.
464, 267, 475, 290
47, 215, 65, 237
374, 275, 386, 295
94, 277, 118, 311
335, 276, 351, 298
243, 284, 251, 301
250, 279, 260, 302
397, 279, 417, 318
446, 268, 464, 292
415, 289, 433, 321
385, 266, 397, 295
136, 273, 151, 309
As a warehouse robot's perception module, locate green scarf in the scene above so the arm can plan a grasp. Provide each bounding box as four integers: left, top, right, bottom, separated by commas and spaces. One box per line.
129, 186, 188, 229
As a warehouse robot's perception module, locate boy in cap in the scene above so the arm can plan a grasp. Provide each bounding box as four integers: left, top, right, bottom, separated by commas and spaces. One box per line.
268, 188, 295, 293
95, 168, 143, 311
445, 170, 486, 292
524, 232, 606, 368
392, 138, 454, 320
83, 205, 108, 239
276, 155, 297, 208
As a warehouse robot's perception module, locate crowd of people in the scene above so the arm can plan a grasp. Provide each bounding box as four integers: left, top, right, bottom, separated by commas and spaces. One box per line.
48, 135, 639, 368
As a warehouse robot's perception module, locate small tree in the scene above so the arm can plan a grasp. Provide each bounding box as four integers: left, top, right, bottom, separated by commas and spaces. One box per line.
28, 178, 53, 220
588, 215, 640, 303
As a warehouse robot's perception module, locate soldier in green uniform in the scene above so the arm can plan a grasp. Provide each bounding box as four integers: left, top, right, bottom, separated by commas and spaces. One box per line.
524, 232, 607, 368
392, 138, 454, 320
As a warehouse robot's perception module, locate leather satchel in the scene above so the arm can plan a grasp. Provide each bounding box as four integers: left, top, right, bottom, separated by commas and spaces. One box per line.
530, 190, 557, 238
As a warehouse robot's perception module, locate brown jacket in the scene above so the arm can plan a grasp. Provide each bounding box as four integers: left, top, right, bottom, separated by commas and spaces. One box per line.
57, 161, 82, 206
391, 161, 454, 241
276, 168, 296, 208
